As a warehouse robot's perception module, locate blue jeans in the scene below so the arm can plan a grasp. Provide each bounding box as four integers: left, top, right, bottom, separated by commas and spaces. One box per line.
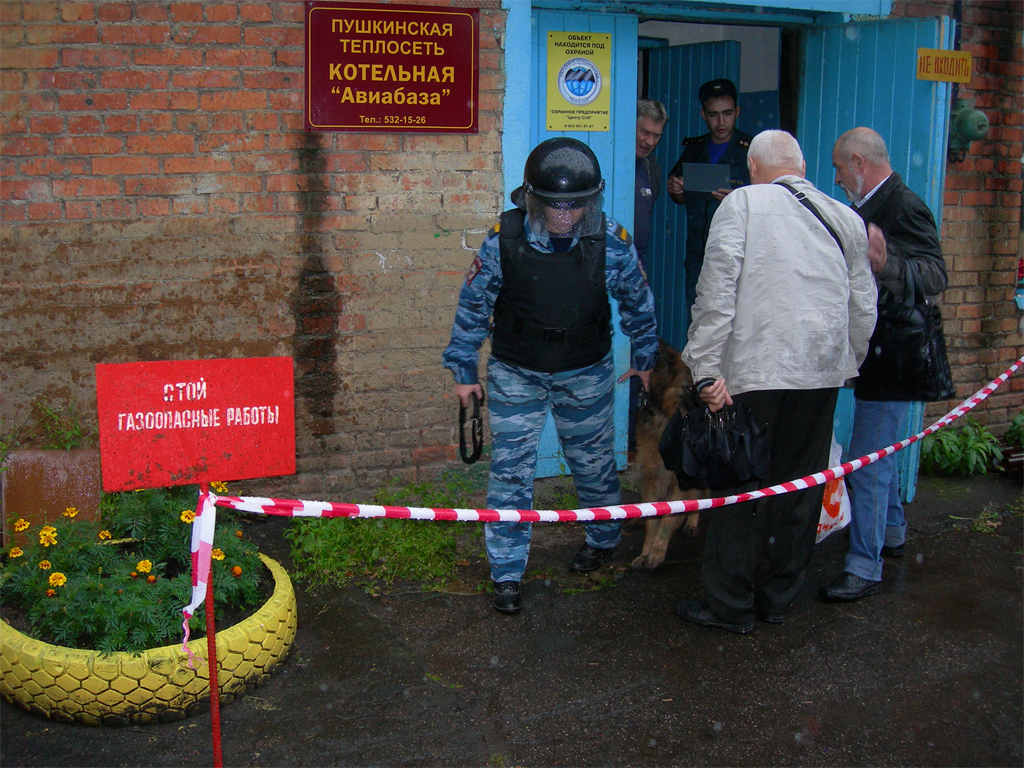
484, 354, 622, 583
844, 398, 911, 582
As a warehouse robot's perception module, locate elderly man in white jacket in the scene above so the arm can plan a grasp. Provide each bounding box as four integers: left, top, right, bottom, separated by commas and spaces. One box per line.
677, 129, 879, 634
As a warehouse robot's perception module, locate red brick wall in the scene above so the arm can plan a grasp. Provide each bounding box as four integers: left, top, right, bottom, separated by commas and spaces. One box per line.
892, 0, 1024, 429
2, 0, 1020, 507
1, 0, 505, 498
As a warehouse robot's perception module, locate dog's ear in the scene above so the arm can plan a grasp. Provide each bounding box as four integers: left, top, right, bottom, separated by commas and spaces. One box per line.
659, 341, 693, 389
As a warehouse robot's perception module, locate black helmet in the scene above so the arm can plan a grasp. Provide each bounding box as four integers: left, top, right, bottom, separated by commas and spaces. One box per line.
521, 137, 604, 205
513, 138, 606, 239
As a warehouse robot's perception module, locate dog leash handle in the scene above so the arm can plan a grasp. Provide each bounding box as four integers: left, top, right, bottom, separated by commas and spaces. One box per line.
459, 391, 484, 464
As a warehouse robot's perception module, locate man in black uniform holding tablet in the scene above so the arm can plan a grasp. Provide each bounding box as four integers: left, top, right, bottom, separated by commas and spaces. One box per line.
667, 79, 753, 315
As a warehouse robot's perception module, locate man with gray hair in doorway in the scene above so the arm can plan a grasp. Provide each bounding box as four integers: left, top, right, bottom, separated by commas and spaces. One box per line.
676, 129, 878, 634
820, 127, 950, 602
634, 98, 669, 268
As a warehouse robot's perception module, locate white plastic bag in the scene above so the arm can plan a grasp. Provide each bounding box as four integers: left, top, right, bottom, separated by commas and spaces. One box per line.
816, 433, 851, 543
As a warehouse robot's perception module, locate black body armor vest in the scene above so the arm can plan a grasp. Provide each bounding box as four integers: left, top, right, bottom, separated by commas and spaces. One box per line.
490, 209, 611, 373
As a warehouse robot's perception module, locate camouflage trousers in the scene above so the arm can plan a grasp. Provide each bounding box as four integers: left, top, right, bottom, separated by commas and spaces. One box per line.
484, 354, 622, 583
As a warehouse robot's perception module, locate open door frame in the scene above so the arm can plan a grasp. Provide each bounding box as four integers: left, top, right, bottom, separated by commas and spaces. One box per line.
799, 16, 954, 502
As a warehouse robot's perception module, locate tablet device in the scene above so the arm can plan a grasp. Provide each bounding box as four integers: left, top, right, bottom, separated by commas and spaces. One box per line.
677, 162, 732, 193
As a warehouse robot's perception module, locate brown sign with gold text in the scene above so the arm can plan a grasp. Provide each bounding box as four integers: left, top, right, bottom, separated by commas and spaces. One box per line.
305, 1, 479, 133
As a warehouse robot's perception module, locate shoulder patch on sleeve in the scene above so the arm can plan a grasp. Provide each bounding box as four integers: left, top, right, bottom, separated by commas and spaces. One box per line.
614, 224, 629, 243
489, 222, 500, 236
464, 254, 483, 286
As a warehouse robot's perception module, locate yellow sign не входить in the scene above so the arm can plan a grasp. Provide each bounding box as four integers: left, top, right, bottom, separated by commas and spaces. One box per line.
547, 31, 612, 132
916, 48, 972, 83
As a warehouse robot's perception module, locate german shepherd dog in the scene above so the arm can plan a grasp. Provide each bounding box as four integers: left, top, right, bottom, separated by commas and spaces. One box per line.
631, 340, 706, 570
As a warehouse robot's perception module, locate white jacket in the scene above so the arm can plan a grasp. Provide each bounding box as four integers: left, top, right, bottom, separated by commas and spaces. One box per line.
681, 175, 877, 395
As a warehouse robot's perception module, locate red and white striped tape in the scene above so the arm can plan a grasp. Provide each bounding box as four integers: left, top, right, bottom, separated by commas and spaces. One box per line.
182, 355, 1024, 648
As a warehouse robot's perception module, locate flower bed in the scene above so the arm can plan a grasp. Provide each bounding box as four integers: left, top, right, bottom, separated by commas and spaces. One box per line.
2, 485, 262, 654
1, 553, 296, 725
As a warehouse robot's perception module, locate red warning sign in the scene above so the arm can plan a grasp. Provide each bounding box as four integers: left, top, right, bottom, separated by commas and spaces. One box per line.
96, 358, 296, 492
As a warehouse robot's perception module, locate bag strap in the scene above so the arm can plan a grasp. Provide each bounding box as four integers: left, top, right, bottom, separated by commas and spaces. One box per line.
775, 181, 845, 256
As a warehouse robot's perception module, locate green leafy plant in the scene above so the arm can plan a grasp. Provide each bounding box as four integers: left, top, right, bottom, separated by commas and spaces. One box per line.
1008, 496, 1023, 519
31, 396, 89, 450
949, 504, 1003, 533
920, 417, 1003, 476
285, 463, 488, 590
1005, 411, 1024, 448
1, 396, 92, 468
1, 484, 263, 655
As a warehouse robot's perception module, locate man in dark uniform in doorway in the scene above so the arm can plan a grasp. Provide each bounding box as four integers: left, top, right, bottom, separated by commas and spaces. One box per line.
666, 78, 753, 314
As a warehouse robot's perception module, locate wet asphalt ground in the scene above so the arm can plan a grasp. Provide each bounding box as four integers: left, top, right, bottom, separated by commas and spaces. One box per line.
2, 468, 1021, 768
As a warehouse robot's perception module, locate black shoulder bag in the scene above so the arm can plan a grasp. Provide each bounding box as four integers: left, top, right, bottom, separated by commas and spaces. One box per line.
857, 258, 955, 402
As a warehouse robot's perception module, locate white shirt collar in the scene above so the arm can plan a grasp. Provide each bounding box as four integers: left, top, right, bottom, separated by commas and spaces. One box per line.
854, 174, 890, 208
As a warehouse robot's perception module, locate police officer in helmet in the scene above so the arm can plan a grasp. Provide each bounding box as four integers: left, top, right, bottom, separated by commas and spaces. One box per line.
443, 137, 659, 614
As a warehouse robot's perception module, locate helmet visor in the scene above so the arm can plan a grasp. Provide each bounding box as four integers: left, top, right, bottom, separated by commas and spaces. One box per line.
523, 186, 604, 239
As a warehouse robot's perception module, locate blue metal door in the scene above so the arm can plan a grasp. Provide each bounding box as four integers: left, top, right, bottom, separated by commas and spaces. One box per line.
645, 41, 742, 351
799, 16, 954, 501
530, 10, 639, 478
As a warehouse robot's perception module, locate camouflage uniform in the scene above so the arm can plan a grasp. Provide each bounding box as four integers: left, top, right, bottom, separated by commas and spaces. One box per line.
443, 216, 658, 583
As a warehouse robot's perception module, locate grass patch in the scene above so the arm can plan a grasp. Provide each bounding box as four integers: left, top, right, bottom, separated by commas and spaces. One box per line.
284, 462, 489, 591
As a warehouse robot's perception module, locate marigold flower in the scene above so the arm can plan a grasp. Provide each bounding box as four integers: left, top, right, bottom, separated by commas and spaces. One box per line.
39, 560, 51, 570
98, 530, 111, 541
235, 530, 243, 538
180, 509, 196, 524
13, 518, 30, 532
9, 547, 24, 558
63, 507, 79, 518
136, 559, 152, 573
211, 548, 225, 561
45, 588, 56, 597
131, 572, 138, 579
49, 572, 67, 587
210, 481, 229, 494
39, 526, 58, 547
147, 574, 157, 583
231, 566, 243, 578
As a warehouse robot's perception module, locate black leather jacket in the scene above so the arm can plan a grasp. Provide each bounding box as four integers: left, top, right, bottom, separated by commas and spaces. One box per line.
854, 172, 949, 399
855, 172, 948, 305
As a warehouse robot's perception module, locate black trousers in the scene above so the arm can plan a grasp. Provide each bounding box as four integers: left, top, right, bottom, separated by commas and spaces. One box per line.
701, 387, 839, 623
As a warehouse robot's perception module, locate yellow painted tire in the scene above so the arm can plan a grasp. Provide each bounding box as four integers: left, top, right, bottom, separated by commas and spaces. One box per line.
1, 554, 296, 726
